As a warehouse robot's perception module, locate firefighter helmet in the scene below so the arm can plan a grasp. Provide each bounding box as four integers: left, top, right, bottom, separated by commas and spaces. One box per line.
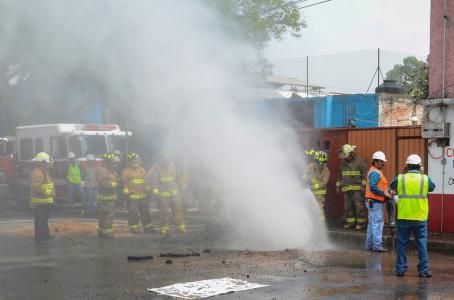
339, 144, 356, 158
103, 152, 120, 164
32, 152, 52, 164
315, 151, 328, 164
126, 152, 140, 163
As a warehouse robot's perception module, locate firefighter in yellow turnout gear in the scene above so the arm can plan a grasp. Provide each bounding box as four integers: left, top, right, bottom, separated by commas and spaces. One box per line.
148, 152, 186, 235
30, 152, 55, 244
337, 144, 368, 230
303, 151, 330, 220
121, 153, 152, 233
96, 153, 120, 238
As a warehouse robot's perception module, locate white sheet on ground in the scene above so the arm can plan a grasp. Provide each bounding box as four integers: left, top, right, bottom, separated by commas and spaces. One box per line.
147, 277, 269, 299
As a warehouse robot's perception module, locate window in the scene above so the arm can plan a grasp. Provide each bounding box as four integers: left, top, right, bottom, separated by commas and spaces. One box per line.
34, 138, 44, 153
20, 139, 34, 161
324, 140, 331, 151
107, 135, 127, 153
51, 136, 68, 159
69, 135, 108, 157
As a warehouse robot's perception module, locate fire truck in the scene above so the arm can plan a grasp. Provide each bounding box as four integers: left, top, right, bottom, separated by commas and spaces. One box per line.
7, 124, 131, 207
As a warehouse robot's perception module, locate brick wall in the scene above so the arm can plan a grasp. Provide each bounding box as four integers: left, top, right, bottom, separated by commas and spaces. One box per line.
430, 0, 454, 98
378, 93, 423, 126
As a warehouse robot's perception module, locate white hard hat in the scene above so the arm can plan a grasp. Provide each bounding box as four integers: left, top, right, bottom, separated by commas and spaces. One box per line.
86, 154, 95, 161
68, 152, 76, 159
406, 154, 422, 165
372, 151, 387, 162
32, 152, 52, 163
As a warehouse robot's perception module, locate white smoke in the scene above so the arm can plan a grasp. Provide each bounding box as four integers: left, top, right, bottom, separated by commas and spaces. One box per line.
1, 0, 330, 250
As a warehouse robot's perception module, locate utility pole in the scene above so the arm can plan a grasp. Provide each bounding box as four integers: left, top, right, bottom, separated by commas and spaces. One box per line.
306, 56, 309, 99
377, 48, 381, 88
366, 48, 385, 93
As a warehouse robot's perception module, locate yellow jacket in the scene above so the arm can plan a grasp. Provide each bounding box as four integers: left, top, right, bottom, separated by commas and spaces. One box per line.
96, 164, 119, 200
121, 166, 147, 199
147, 162, 179, 197
303, 162, 330, 195
30, 166, 55, 204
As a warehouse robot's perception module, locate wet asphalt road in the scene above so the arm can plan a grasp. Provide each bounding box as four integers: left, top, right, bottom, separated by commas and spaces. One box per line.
0, 216, 454, 299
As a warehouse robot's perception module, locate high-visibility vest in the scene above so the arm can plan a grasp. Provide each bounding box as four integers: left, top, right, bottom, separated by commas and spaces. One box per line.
397, 172, 429, 221
67, 164, 81, 184
365, 166, 388, 201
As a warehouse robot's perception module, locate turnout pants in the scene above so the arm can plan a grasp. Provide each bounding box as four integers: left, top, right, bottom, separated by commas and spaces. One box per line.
314, 195, 326, 220
159, 195, 185, 230
127, 198, 152, 233
98, 201, 116, 237
344, 191, 366, 226
34, 204, 51, 242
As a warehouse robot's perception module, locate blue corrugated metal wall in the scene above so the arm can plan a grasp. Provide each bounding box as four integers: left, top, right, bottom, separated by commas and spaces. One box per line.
314, 94, 378, 128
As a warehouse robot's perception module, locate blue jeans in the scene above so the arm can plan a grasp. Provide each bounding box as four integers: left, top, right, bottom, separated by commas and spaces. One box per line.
67, 182, 82, 209
365, 200, 384, 250
396, 220, 430, 274
84, 188, 97, 216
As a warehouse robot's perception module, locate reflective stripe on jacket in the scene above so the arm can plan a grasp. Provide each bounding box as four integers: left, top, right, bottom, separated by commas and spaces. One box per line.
302, 162, 330, 196
121, 166, 147, 200
30, 167, 55, 204
96, 165, 119, 199
397, 173, 429, 221
336, 156, 368, 192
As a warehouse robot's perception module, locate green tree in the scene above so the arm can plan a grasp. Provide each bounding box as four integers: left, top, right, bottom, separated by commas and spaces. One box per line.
386, 56, 429, 100
204, 0, 306, 51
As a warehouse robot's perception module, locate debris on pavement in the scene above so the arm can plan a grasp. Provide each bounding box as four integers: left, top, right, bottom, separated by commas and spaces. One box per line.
147, 277, 269, 299
127, 255, 154, 262
160, 252, 201, 258
60, 235, 85, 245
165, 259, 173, 264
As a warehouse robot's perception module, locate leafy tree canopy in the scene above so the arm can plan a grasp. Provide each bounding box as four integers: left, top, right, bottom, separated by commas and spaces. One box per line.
204, 0, 306, 51
386, 56, 428, 100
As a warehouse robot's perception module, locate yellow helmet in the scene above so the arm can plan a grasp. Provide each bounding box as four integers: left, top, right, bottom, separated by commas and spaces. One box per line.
315, 151, 328, 164
103, 152, 120, 163
32, 152, 52, 163
305, 149, 316, 160
339, 144, 356, 158
126, 152, 140, 163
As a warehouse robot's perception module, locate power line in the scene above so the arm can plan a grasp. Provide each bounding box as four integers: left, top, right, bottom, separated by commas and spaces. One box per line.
260, 0, 335, 14
260, 0, 310, 14
298, 0, 335, 9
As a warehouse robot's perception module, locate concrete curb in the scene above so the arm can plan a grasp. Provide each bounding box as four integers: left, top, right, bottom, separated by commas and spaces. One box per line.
328, 228, 454, 254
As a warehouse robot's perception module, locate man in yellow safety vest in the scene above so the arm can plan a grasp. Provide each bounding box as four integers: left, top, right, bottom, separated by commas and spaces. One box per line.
390, 154, 435, 278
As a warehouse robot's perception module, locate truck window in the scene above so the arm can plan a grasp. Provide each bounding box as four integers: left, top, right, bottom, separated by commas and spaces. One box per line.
51, 136, 68, 159
69, 135, 108, 157
108, 135, 127, 153
20, 138, 34, 160
34, 138, 44, 153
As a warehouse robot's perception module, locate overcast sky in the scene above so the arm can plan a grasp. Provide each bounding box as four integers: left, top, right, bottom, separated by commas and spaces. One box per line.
266, 0, 430, 59
265, 0, 430, 93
